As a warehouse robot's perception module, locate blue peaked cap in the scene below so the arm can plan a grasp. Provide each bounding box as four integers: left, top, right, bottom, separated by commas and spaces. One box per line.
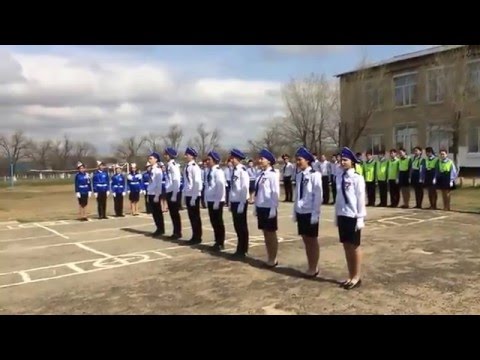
341, 147, 360, 164
259, 148, 276, 165
295, 146, 315, 163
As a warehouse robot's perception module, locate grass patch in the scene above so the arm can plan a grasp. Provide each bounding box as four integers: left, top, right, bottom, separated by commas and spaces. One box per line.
0, 178, 72, 188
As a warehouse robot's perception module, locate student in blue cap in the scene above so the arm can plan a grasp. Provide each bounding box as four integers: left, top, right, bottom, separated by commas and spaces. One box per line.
254, 148, 280, 268
183, 147, 203, 244
126, 163, 142, 216
111, 164, 126, 217
292, 147, 323, 278
74, 161, 92, 221
142, 163, 152, 214
204, 150, 227, 251
228, 148, 250, 258
93, 160, 110, 219
147, 152, 165, 237
163, 147, 182, 239
335, 147, 367, 290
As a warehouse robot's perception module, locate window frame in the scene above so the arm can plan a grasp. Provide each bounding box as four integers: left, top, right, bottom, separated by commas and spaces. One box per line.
426, 66, 447, 104
394, 124, 418, 153
365, 134, 385, 155
427, 124, 455, 155
393, 71, 418, 108
466, 58, 480, 99
467, 125, 480, 154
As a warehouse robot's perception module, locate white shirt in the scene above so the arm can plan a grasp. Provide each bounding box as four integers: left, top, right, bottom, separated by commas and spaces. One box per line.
335, 168, 366, 220
254, 166, 279, 209
165, 159, 181, 197
281, 162, 295, 177
183, 160, 203, 198
223, 166, 232, 184
247, 166, 258, 181
319, 160, 331, 176
204, 165, 226, 204
147, 164, 163, 197
312, 159, 322, 173
294, 166, 323, 215
229, 163, 249, 204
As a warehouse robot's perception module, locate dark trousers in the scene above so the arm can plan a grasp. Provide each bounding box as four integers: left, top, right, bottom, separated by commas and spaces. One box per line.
144, 194, 151, 214
97, 192, 107, 218
331, 175, 336, 203
207, 201, 225, 245
148, 195, 165, 233
200, 189, 206, 208
427, 186, 438, 209
366, 181, 376, 206
167, 192, 182, 236
178, 191, 183, 209
113, 193, 124, 216
231, 202, 249, 254
378, 181, 388, 206
186, 196, 202, 241
388, 180, 400, 207
283, 176, 293, 202
322, 176, 330, 204
225, 181, 231, 205
413, 183, 424, 208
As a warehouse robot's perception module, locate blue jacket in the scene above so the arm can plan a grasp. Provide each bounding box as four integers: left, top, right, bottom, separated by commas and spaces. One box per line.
75, 172, 91, 194
93, 170, 110, 193
111, 173, 126, 194
142, 171, 151, 191
127, 171, 143, 192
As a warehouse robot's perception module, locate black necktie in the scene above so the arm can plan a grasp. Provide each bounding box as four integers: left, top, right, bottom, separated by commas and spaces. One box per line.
299, 172, 304, 199
283, 163, 287, 175
207, 170, 212, 184
255, 172, 265, 196
185, 164, 190, 183
342, 171, 349, 205
231, 167, 235, 183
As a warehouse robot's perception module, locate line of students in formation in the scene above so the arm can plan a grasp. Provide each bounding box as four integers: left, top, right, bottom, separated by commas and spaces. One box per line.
73, 144, 458, 290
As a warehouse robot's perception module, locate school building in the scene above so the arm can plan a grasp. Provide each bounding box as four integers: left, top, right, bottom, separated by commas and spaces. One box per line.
336, 45, 480, 171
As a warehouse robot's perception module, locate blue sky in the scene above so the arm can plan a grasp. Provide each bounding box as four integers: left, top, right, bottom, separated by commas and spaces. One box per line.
0, 45, 435, 155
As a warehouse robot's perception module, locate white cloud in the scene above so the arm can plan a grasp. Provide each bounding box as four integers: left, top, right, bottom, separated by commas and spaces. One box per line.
0, 48, 286, 154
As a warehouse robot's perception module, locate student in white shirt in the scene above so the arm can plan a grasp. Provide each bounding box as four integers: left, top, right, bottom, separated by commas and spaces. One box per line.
163, 147, 182, 240
147, 152, 165, 237
335, 147, 367, 290
254, 148, 280, 268
246, 159, 257, 204
228, 148, 250, 258
292, 147, 323, 278
204, 151, 227, 251
319, 154, 331, 204
281, 154, 295, 202
183, 147, 203, 245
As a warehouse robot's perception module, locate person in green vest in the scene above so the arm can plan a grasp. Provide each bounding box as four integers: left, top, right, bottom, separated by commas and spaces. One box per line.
376, 150, 389, 207
387, 149, 400, 207
355, 152, 364, 176
410, 146, 425, 209
398, 148, 412, 208
421, 147, 438, 209
435, 149, 458, 211
364, 151, 376, 206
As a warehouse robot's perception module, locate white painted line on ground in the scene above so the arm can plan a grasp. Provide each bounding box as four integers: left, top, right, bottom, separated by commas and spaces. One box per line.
75, 243, 114, 258
0, 234, 56, 243
152, 251, 172, 259
66, 263, 85, 273
34, 223, 69, 240
18, 271, 31, 283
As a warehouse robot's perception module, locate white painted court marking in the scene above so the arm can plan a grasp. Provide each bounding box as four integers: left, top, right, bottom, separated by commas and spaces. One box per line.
34, 223, 69, 240
18, 271, 31, 283
66, 263, 85, 273
75, 243, 114, 258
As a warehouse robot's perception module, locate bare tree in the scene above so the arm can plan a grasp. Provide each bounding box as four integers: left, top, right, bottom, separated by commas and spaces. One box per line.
339, 59, 387, 149
145, 133, 163, 153
114, 135, 147, 163
247, 120, 292, 157
0, 130, 31, 174
27, 139, 53, 169
162, 124, 184, 150
191, 123, 221, 159
323, 82, 341, 149
73, 141, 97, 160
429, 45, 475, 165
50, 134, 74, 169
281, 73, 339, 154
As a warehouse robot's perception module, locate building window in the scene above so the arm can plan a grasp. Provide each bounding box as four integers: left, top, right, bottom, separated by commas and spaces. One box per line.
365, 81, 381, 110
366, 134, 385, 155
395, 125, 418, 152
427, 69, 445, 103
467, 61, 480, 98
394, 73, 417, 107
468, 126, 480, 153
428, 125, 454, 154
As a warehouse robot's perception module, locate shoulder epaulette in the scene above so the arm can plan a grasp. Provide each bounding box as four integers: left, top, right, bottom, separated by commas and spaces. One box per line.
270, 168, 275, 172
242, 166, 246, 171
310, 169, 315, 173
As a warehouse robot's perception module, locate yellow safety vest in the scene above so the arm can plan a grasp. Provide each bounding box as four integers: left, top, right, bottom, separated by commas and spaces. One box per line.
364, 160, 376, 182
387, 159, 399, 180
377, 159, 388, 181
426, 157, 438, 171
399, 157, 410, 172
439, 159, 453, 174
355, 163, 364, 176
412, 156, 422, 170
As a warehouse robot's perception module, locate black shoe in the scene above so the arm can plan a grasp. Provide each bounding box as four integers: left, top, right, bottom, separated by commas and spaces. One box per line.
231, 251, 247, 259
103, 216, 109, 219
169, 234, 182, 240
211, 243, 225, 252
185, 239, 202, 245
152, 230, 164, 237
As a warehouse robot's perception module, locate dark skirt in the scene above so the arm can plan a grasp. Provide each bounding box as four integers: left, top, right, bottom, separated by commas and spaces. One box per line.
398, 171, 410, 187
410, 170, 420, 185
337, 216, 361, 246
129, 191, 140, 202
424, 170, 435, 186
296, 212, 319, 238
256, 207, 278, 232
436, 174, 455, 190
249, 180, 256, 192
78, 194, 88, 208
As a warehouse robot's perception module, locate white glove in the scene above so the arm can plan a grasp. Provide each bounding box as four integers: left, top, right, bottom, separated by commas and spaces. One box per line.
190, 197, 196, 207
237, 202, 245, 214
450, 180, 454, 188
268, 207, 277, 219
395, 179, 399, 185
213, 201, 220, 210
153, 195, 160, 203
122, 192, 126, 196
127, 191, 131, 195
170, 194, 177, 203
432, 178, 436, 185
310, 213, 320, 225
107, 191, 110, 197
419, 179, 424, 184
356, 217, 365, 231
113, 193, 116, 198
76, 192, 81, 198
88, 192, 92, 198
94, 193, 98, 198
